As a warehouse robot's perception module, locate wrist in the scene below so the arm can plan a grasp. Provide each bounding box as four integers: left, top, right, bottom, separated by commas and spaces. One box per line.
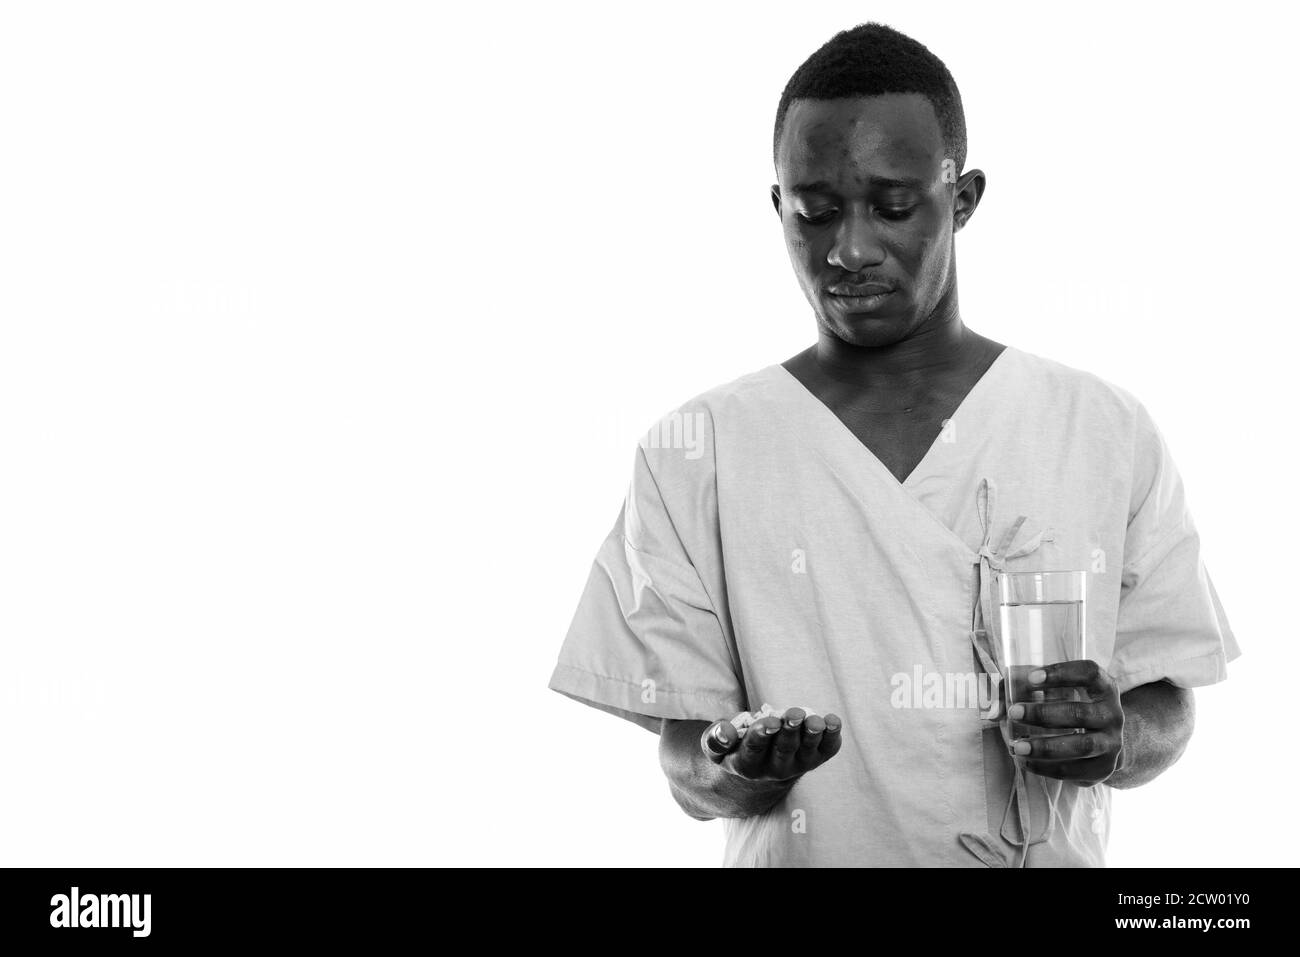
714, 766, 797, 814
1100, 727, 1131, 786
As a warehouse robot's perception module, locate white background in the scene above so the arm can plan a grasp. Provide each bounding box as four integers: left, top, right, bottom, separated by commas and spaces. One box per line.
1, 1, 1293, 867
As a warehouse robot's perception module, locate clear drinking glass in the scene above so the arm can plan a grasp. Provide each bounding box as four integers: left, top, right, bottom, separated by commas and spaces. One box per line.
997, 570, 1088, 746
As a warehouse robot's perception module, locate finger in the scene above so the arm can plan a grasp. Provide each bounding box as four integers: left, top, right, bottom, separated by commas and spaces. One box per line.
796, 714, 826, 768
727, 711, 754, 736
767, 708, 806, 780
1011, 730, 1115, 762
731, 716, 781, 777
818, 713, 843, 760
1028, 660, 1114, 700
700, 720, 740, 763
1009, 699, 1115, 730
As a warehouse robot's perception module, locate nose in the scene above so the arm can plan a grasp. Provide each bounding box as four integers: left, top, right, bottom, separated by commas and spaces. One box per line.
827, 207, 886, 272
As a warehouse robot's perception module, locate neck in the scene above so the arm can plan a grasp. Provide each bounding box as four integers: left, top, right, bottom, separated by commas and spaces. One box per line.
812, 289, 982, 387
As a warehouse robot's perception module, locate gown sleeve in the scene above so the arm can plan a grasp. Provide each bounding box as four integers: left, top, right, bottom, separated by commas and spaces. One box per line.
547, 440, 745, 733
1108, 401, 1241, 695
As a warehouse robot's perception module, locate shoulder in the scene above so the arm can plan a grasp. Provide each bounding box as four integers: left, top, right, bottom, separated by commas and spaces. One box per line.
1006, 347, 1176, 513
1006, 345, 1156, 436
658, 364, 789, 419
637, 364, 786, 453
632, 363, 786, 496
1007, 346, 1143, 412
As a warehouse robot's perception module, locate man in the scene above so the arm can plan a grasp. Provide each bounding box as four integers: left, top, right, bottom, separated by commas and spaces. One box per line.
547, 22, 1239, 866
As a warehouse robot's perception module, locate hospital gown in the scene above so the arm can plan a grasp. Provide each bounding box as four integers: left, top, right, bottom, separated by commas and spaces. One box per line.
548, 345, 1240, 867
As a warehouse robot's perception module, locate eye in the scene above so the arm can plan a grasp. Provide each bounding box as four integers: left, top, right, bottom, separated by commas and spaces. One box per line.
796, 210, 836, 225
877, 207, 916, 222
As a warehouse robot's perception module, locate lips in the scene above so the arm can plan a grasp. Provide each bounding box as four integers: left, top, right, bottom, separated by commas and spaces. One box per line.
828, 282, 895, 296
824, 283, 897, 314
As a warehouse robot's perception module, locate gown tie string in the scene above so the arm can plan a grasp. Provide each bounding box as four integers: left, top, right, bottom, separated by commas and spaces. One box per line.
958, 477, 1062, 868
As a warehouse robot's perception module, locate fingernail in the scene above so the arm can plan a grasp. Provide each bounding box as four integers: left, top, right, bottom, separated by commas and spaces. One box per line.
1008, 704, 1025, 719
1013, 740, 1031, 756
1029, 669, 1046, 685
786, 716, 803, 729
764, 723, 779, 734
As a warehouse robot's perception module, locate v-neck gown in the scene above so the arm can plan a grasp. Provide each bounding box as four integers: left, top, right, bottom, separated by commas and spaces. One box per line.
548, 345, 1240, 867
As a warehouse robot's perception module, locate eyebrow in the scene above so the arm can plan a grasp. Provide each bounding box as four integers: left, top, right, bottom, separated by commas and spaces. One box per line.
789, 176, 928, 195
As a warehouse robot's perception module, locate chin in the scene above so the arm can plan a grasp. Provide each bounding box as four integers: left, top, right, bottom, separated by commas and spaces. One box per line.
842, 327, 911, 348
821, 312, 915, 348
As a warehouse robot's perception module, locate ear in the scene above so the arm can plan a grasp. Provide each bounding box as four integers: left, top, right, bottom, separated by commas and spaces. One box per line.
952, 169, 986, 233
770, 184, 782, 219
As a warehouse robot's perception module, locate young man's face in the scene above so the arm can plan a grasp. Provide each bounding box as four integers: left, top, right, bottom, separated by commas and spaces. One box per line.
772, 93, 975, 348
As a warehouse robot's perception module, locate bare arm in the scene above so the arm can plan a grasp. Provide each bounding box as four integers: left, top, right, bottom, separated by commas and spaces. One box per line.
1106, 679, 1195, 789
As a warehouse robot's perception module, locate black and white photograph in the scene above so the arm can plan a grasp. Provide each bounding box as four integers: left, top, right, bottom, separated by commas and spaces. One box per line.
0, 0, 1293, 932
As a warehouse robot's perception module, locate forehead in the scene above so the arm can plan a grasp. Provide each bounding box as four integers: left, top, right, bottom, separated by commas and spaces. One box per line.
777, 93, 945, 188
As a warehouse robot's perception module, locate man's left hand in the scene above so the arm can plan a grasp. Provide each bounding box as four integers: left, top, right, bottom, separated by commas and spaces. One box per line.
1008, 659, 1124, 787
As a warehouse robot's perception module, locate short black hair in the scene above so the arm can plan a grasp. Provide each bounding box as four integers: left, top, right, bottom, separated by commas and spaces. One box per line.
773, 22, 967, 175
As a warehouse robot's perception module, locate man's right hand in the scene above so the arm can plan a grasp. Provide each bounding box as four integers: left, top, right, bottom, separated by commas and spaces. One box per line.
699, 707, 842, 782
